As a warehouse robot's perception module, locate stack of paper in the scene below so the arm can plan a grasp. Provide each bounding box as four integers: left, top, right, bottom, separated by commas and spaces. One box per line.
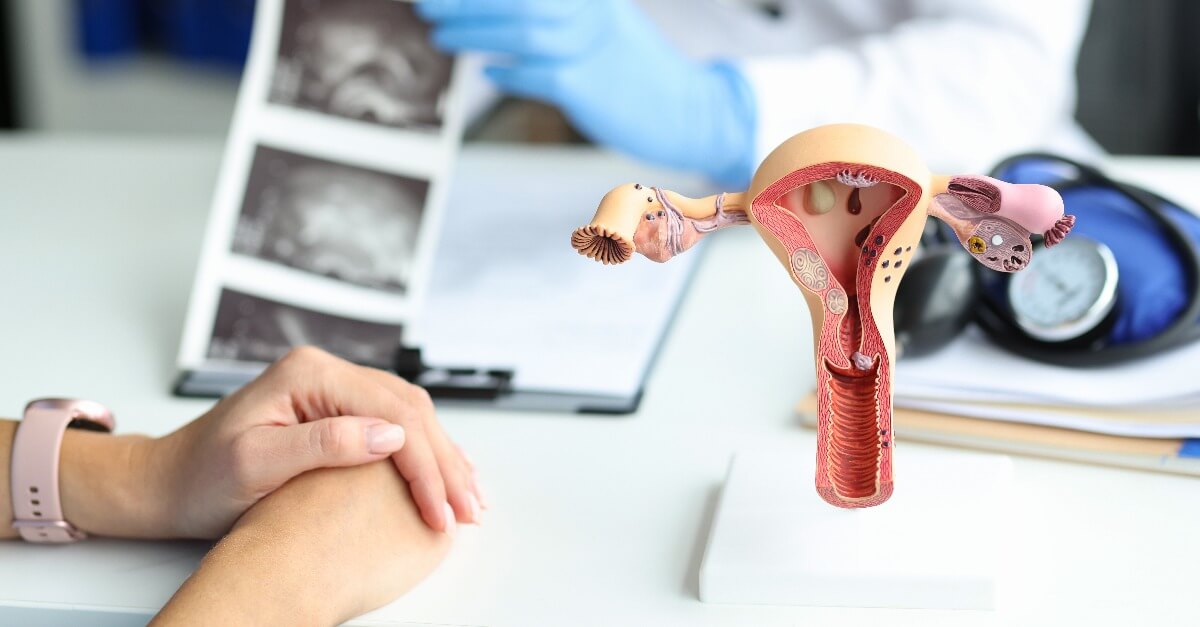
894, 327, 1200, 437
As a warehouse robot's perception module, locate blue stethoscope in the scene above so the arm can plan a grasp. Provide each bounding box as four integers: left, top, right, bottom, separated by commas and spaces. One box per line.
896, 153, 1200, 366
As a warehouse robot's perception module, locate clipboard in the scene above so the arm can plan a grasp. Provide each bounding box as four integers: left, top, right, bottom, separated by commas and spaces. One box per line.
174, 146, 711, 414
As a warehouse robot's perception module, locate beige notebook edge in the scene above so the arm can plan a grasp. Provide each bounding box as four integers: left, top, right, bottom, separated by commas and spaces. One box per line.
796, 394, 1200, 477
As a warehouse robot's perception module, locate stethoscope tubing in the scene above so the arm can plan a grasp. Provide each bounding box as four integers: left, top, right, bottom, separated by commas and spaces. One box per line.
973, 152, 1200, 366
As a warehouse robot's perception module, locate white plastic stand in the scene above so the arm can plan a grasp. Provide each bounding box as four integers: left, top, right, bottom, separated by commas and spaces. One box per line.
699, 447, 1013, 610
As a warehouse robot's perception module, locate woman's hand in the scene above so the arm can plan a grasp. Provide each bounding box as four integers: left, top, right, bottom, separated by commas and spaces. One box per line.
153, 461, 452, 626
150, 346, 481, 538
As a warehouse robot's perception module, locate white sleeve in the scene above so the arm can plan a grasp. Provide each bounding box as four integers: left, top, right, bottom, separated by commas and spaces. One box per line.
738, 0, 1094, 173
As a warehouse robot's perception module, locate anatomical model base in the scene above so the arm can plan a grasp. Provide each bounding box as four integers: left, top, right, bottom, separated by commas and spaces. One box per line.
572, 124, 1072, 508
698, 448, 1013, 609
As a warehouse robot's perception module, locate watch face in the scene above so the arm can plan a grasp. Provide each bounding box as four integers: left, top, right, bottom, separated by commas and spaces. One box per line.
1007, 237, 1118, 342
26, 398, 116, 432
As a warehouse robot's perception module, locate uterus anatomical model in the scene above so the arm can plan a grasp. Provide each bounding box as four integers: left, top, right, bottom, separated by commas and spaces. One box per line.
571, 124, 1074, 508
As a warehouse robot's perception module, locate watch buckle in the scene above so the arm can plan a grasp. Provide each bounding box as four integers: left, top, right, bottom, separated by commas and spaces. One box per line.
12, 519, 88, 542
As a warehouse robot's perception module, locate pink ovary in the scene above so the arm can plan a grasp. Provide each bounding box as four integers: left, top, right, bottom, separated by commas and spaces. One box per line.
973, 219, 1031, 272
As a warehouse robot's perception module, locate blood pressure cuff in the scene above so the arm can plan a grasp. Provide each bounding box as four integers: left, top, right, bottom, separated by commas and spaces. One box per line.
992, 157, 1200, 344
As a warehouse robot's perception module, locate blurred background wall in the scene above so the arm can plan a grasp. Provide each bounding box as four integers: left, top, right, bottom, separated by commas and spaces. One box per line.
1075, 0, 1200, 155
3, 0, 243, 134
0, 0, 1197, 155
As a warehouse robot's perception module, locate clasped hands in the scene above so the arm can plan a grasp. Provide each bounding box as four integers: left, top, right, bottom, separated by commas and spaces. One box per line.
153, 346, 482, 538
37, 347, 480, 624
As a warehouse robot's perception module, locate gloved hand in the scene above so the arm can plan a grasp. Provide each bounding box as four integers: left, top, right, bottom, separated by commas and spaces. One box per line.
418, 0, 758, 188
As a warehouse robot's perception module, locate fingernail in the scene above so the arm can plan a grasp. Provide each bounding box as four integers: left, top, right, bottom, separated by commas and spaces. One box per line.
365, 424, 405, 454
472, 477, 490, 509
443, 502, 457, 537
468, 493, 482, 525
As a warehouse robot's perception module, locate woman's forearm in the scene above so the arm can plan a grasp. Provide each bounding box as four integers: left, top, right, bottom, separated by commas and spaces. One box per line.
1, 420, 17, 539
1, 417, 170, 541
154, 462, 452, 626
151, 524, 337, 626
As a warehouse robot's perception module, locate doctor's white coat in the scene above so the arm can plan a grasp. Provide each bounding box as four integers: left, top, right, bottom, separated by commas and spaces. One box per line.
637, 0, 1098, 175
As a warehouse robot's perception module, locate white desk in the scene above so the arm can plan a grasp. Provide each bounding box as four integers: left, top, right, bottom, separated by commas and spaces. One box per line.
1, 137, 1198, 627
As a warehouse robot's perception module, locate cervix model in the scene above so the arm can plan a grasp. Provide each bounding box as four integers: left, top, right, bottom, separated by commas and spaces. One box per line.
571, 124, 1074, 508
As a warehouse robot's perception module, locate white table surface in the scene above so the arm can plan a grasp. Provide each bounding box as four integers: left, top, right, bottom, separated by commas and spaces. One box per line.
1, 136, 1199, 627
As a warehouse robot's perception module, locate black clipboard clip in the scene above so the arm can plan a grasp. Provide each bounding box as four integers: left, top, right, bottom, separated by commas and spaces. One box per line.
393, 346, 514, 401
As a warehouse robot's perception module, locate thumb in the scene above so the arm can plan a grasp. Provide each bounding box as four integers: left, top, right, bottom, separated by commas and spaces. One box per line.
251, 416, 406, 487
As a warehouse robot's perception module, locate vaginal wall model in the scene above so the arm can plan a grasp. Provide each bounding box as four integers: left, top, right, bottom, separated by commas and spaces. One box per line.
571, 124, 1075, 508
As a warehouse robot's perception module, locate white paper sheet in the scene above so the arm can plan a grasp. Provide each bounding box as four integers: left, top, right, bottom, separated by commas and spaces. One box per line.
896, 327, 1200, 408
418, 146, 706, 398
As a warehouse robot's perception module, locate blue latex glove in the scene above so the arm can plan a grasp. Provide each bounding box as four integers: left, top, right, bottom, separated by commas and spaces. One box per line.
418, 0, 757, 188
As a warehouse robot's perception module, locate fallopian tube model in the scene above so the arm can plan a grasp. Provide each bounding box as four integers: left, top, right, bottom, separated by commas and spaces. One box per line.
571, 124, 1074, 508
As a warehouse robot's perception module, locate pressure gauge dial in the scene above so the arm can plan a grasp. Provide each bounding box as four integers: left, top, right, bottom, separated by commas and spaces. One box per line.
1007, 237, 1119, 343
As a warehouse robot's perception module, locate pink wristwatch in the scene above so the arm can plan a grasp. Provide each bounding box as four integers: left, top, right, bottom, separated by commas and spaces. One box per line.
10, 398, 115, 543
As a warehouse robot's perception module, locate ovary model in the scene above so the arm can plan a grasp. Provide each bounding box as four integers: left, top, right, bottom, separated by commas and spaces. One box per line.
571, 124, 1074, 508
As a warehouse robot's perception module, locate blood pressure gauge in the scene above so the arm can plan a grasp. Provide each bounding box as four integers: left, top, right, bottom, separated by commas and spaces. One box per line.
1007, 237, 1119, 343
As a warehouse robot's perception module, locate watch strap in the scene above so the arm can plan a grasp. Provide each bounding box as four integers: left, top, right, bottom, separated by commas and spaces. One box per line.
11, 400, 113, 542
